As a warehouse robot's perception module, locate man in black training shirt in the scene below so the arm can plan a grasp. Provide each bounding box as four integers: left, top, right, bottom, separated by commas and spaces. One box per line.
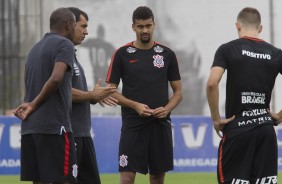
207, 7, 282, 184
68, 7, 117, 184
14, 8, 77, 183
106, 6, 183, 184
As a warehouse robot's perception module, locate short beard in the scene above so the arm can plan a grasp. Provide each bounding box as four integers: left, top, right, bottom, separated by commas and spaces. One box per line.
141, 37, 150, 43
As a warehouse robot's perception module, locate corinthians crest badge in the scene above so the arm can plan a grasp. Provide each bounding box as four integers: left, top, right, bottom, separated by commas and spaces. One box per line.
153, 55, 164, 68
119, 154, 128, 167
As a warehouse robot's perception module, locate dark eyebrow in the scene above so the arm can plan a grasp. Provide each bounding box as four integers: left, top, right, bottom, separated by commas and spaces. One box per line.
137, 23, 152, 27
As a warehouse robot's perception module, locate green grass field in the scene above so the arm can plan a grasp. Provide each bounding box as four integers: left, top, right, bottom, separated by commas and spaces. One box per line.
0, 172, 217, 184
0, 172, 281, 183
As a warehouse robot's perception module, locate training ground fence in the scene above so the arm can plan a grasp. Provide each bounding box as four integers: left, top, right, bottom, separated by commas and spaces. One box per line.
0, 0, 43, 115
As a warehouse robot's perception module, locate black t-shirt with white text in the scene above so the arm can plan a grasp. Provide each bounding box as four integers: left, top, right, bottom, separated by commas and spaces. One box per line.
212, 37, 282, 137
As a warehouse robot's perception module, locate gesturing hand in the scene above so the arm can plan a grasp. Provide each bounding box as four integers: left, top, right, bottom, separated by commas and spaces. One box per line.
99, 96, 118, 107
91, 79, 116, 102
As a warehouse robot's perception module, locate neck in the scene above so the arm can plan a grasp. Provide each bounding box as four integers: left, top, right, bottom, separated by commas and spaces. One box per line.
50, 29, 68, 38
133, 40, 154, 50
238, 30, 260, 39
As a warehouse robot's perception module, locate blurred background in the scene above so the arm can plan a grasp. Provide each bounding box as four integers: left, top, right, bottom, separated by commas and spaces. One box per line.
1, 0, 282, 117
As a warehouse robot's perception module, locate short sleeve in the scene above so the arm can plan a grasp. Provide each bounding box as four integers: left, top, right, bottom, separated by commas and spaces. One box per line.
167, 51, 181, 81
54, 39, 75, 68
212, 44, 228, 69
106, 49, 122, 85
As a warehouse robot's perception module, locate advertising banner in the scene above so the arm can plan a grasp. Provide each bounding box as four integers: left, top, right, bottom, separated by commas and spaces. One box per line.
1, 116, 282, 174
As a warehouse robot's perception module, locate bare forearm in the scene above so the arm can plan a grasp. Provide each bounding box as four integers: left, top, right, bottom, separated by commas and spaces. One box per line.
72, 88, 94, 103
31, 78, 62, 109
206, 84, 221, 121
163, 80, 183, 113
164, 91, 182, 113
111, 92, 139, 109
111, 91, 153, 117
277, 110, 282, 121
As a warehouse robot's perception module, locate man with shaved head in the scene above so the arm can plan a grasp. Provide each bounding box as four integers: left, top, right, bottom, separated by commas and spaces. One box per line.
14, 7, 77, 184
207, 7, 282, 184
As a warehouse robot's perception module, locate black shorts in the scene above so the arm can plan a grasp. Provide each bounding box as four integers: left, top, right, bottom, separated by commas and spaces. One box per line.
218, 124, 277, 184
74, 137, 101, 184
21, 133, 77, 183
119, 121, 173, 175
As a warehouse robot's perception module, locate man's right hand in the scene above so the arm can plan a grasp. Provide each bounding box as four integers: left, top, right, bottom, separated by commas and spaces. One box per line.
213, 115, 235, 138
91, 79, 117, 103
134, 103, 153, 117
268, 109, 282, 126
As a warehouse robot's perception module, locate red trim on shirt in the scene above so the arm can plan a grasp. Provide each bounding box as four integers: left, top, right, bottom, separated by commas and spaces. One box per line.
64, 132, 70, 176
106, 49, 118, 82
125, 42, 133, 47
106, 42, 133, 82
241, 36, 264, 42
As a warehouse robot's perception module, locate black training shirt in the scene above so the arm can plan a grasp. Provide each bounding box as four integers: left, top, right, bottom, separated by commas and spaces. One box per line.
212, 36, 282, 137
106, 42, 181, 131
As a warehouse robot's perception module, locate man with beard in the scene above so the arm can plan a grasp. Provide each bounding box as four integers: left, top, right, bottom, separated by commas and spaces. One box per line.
106, 6, 183, 184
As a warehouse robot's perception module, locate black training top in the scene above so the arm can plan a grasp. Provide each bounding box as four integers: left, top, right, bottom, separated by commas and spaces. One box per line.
212, 36, 282, 137
21, 33, 74, 135
106, 42, 181, 131
71, 53, 92, 137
